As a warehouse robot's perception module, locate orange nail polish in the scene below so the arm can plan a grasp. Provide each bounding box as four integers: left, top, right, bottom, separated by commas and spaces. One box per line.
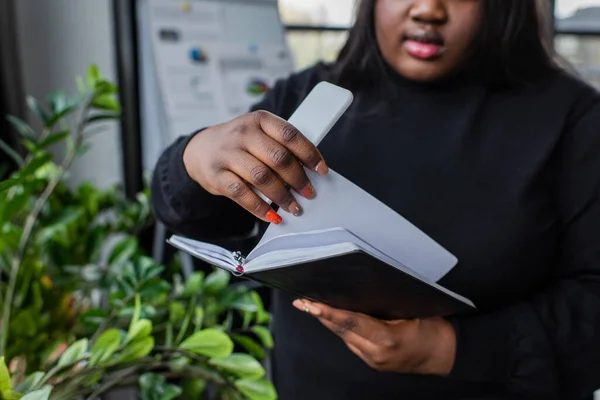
266, 210, 282, 224
300, 183, 315, 199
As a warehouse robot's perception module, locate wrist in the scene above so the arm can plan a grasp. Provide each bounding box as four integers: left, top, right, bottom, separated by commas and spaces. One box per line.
418, 317, 457, 376
182, 128, 208, 185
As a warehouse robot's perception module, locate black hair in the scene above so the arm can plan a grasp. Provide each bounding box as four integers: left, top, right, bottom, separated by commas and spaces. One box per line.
332, 0, 558, 90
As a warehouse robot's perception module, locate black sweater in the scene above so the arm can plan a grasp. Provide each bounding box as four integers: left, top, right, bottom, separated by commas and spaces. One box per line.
151, 63, 600, 400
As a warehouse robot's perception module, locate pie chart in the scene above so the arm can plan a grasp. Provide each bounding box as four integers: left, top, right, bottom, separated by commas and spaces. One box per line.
246, 78, 269, 96
189, 47, 208, 63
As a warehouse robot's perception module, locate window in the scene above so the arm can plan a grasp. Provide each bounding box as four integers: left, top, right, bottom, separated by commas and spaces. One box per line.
554, 0, 600, 89
278, 0, 355, 70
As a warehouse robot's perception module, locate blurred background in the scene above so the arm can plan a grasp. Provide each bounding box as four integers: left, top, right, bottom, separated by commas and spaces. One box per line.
0, 0, 598, 192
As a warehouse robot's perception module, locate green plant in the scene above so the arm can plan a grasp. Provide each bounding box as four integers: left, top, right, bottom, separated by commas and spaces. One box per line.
0, 66, 276, 399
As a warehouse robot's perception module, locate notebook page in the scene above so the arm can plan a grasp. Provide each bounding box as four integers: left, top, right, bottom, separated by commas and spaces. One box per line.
247, 227, 428, 281
254, 169, 458, 283
168, 236, 236, 272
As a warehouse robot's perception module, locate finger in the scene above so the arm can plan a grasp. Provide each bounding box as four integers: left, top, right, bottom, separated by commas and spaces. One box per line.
251, 110, 329, 176
243, 133, 316, 201
346, 343, 365, 360
295, 299, 381, 340
225, 150, 303, 216
215, 169, 283, 224
317, 317, 378, 352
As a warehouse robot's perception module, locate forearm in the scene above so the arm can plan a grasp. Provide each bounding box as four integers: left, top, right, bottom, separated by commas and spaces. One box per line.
447, 277, 600, 399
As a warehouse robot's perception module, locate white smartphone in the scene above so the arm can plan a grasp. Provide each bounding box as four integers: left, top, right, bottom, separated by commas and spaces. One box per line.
255, 81, 354, 204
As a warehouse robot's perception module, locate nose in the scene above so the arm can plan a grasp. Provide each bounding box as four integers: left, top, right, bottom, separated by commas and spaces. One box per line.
409, 0, 448, 25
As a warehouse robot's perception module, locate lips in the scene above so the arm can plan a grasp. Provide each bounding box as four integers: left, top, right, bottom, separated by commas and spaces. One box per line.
402, 30, 446, 60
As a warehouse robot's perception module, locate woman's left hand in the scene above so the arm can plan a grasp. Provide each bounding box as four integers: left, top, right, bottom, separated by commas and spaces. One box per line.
293, 299, 457, 376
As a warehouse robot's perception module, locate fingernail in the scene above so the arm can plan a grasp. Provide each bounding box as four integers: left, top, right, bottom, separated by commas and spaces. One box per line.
299, 183, 315, 199
288, 201, 303, 216
266, 210, 282, 224
293, 299, 314, 315
292, 299, 303, 310
315, 161, 328, 176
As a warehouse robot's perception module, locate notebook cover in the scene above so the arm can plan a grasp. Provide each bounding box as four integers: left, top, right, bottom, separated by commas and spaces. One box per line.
246, 250, 475, 320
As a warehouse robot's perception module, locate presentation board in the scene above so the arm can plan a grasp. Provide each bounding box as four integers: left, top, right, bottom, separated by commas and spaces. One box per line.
137, 0, 294, 172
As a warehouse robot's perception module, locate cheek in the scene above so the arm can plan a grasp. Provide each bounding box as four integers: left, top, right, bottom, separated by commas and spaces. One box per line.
451, 8, 481, 50
374, 0, 405, 51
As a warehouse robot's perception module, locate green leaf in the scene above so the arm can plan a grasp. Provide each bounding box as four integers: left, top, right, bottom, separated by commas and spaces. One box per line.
126, 319, 153, 344
46, 91, 69, 113
169, 302, 185, 323
79, 308, 107, 328
96, 80, 119, 94
194, 307, 204, 331
2, 390, 23, 400
235, 379, 277, 400
0, 356, 13, 394
1, 186, 30, 221
139, 373, 182, 400
76, 76, 87, 93
116, 336, 154, 363
182, 271, 204, 298
14, 372, 44, 393
87, 112, 120, 124
26, 96, 49, 126
220, 388, 243, 400
179, 329, 233, 358
251, 326, 274, 349
131, 294, 142, 327
20, 386, 52, 400
108, 236, 138, 267
90, 328, 121, 366
204, 268, 230, 294
118, 304, 156, 320
92, 94, 120, 111
87, 64, 101, 89
209, 353, 265, 379
183, 379, 207, 399
57, 338, 88, 367
252, 292, 270, 324
19, 153, 53, 178
6, 115, 36, 140
38, 131, 69, 149
0, 178, 21, 192
227, 291, 258, 312
0, 138, 24, 166
45, 91, 79, 127
231, 334, 266, 360
36, 205, 84, 245
139, 278, 171, 298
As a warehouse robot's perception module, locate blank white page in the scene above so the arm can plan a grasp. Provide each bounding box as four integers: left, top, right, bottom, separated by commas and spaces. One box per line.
255, 169, 458, 283
247, 227, 422, 279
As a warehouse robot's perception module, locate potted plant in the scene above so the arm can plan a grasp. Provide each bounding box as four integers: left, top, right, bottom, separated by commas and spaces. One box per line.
0, 66, 276, 400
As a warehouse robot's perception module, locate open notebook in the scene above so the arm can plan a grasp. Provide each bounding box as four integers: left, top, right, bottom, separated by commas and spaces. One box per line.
167, 82, 476, 320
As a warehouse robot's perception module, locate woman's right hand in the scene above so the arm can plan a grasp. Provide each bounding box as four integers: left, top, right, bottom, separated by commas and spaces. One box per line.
183, 110, 329, 224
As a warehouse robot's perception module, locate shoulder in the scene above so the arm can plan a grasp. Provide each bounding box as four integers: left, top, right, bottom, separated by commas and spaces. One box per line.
494, 68, 600, 138
251, 62, 335, 119
534, 70, 600, 164
534, 69, 600, 126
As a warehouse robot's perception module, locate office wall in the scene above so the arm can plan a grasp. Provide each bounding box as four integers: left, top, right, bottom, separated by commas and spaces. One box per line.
15, 0, 123, 189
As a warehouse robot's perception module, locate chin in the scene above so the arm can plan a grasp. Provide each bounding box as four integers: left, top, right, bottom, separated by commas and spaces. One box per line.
394, 58, 453, 83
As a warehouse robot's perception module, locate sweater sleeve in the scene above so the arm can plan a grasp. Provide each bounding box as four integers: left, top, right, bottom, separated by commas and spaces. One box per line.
448, 98, 600, 399
150, 67, 320, 241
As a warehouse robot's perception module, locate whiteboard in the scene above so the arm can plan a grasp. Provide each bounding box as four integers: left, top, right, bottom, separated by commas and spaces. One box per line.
137, 0, 295, 172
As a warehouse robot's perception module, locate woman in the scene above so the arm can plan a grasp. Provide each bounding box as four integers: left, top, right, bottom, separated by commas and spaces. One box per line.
151, 0, 600, 398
